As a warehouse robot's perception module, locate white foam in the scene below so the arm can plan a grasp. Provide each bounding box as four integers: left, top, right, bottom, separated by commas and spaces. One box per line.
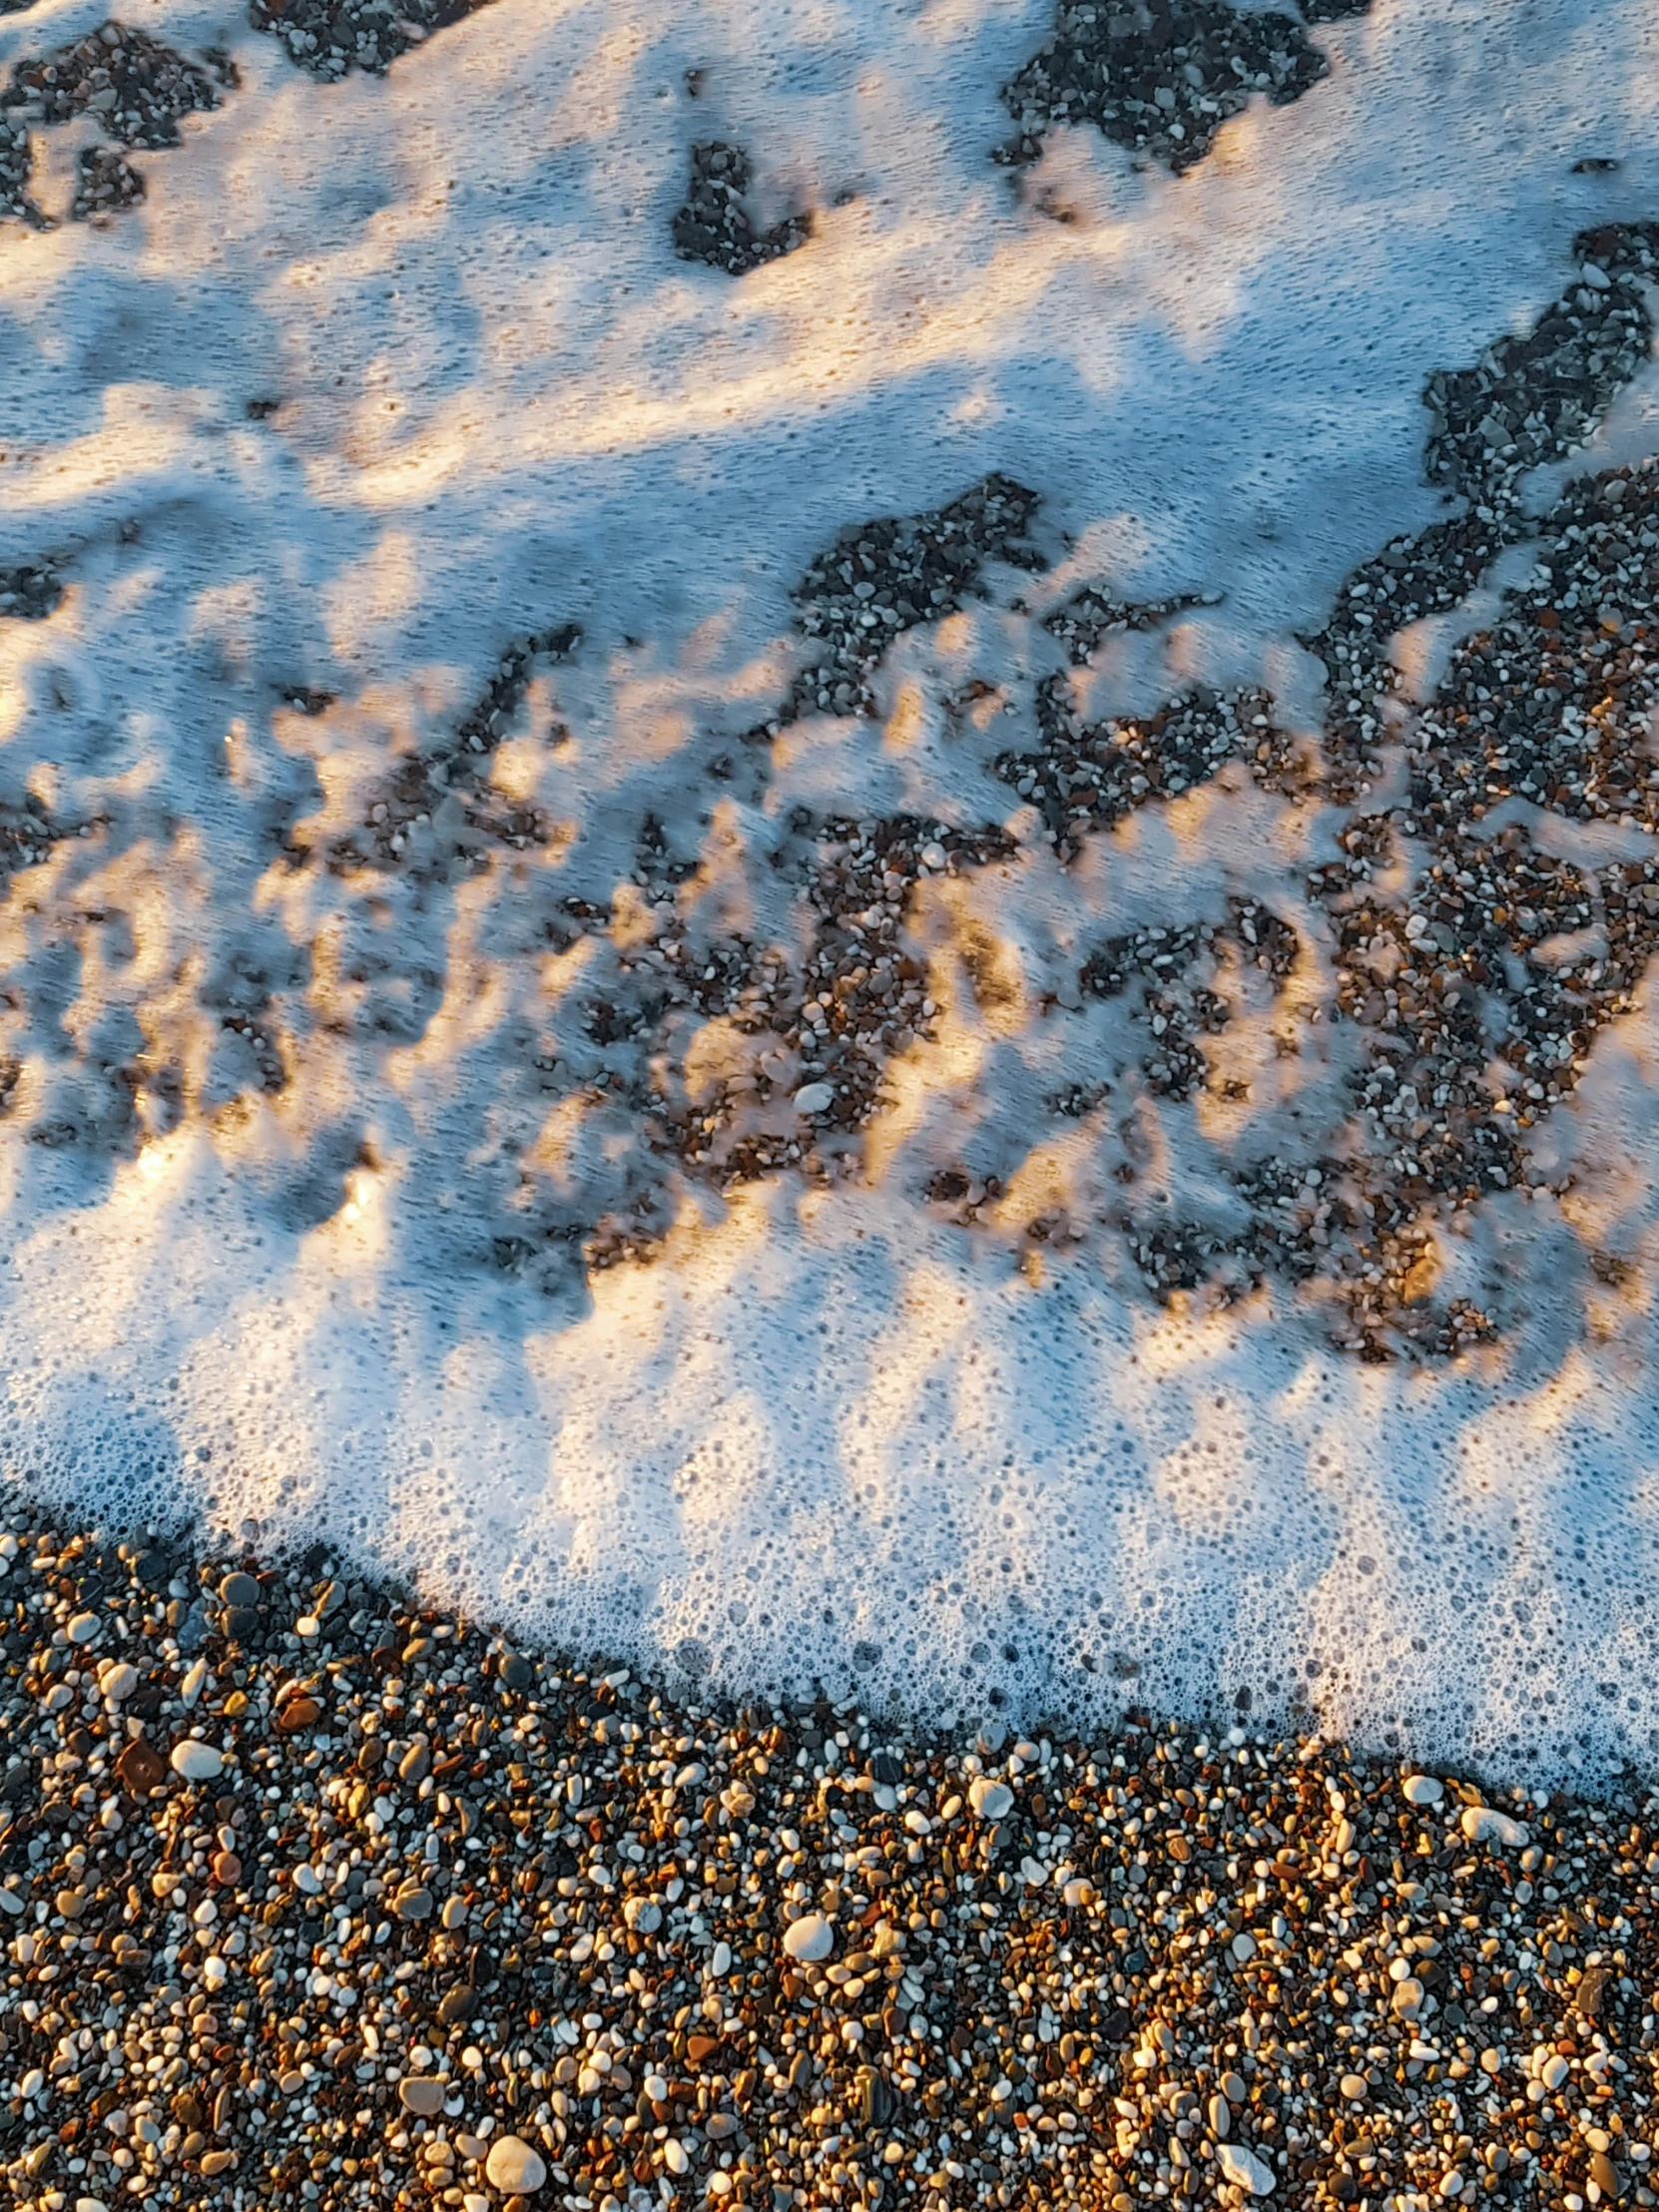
3, 0, 1659, 1783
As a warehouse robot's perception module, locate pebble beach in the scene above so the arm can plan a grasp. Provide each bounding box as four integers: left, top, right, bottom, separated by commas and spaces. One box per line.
2, 1512, 1657, 2212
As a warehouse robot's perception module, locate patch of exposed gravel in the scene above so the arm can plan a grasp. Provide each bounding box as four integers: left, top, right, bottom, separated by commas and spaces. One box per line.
996, 0, 1342, 177
672, 144, 811, 276
766, 476, 1044, 729
3, 1507, 1659, 2212
0, 566, 62, 622
248, 0, 491, 80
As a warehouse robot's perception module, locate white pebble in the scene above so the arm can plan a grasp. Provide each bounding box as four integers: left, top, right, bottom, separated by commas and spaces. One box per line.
1460, 1804, 1528, 1849
1215, 2141, 1275, 2196
180, 1658, 209, 1709
968, 1776, 1014, 1822
1540, 2054, 1569, 2091
1231, 1932, 1257, 1963
1401, 1774, 1443, 1807
793, 1081, 835, 1117
1438, 2171, 1464, 2199
664, 2140, 691, 2176
710, 1940, 732, 1977
170, 1739, 224, 1783
1061, 1879, 1092, 1909
483, 2137, 546, 2194
783, 1912, 834, 1963
99, 1661, 138, 1701
67, 1612, 101, 1645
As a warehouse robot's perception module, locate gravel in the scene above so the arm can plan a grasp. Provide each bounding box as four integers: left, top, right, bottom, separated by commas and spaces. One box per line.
0, 567, 62, 623
769, 476, 1044, 728
249, 0, 493, 79
4, 1506, 1659, 2212
0, 22, 230, 228
996, 0, 1348, 177
672, 144, 811, 276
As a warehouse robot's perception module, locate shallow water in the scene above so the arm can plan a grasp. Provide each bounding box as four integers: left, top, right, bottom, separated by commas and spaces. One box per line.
4, 0, 1659, 1781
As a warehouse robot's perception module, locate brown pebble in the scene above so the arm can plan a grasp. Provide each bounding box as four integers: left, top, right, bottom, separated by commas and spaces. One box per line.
276, 1696, 321, 1733
211, 1850, 242, 1886
114, 1738, 166, 1796
398, 2077, 445, 2116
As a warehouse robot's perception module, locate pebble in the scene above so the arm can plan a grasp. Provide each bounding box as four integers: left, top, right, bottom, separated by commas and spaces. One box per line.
1462, 1803, 1528, 1847
782, 1911, 834, 1962
398, 2076, 446, 2116
168, 1737, 224, 1781
1403, 1774, 1445, 1807
483, 2137, 546, 2193
1216, 2140, 1277, 2196
968, 1775, 1015, 1820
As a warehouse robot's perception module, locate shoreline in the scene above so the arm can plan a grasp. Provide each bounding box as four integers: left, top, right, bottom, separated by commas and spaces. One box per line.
2, 1507, 1657, 2212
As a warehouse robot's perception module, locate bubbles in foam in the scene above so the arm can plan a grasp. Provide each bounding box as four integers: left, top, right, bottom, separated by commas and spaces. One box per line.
4, 0, 1659, 1784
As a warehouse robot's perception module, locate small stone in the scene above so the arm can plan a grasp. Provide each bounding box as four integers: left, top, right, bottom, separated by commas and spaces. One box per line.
219, 1572, 261, 1607
1401, 1774, 1443, 1807
277, 1696, 321, 1733
1437, 2169, 1464, 2199
99, 1662, 138, 1700
1220, 2072, 1248, 2106
1215, 2141, 1275, 2196
170, 1739, 224, 1783
1590, 2152, 1622, 2198
782, 1913, 833, 1963
398, 2077, 445, 2116
394, 1885, 433, 1922
1230, 1932, 1257, 1963
115, 1738, 166, 1795
67, 1611, 102, 1645
968, 1776, 1014, 1821
1340, 2073, 1368, 2102
1208, 2093, 1231, 2137
793, 1081, 835, 1116
1460, 1804, 1527, 1848
212, 1850, 242, 1885
484, 2137, 547, 2194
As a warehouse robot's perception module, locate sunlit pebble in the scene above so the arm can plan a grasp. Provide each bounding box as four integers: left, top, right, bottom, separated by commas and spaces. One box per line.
3, 1507, 1658, 2212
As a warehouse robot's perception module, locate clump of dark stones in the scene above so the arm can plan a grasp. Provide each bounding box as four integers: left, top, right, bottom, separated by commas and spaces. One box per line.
672, 141, 811, 275
771, 474, 1044, 726
249, 0, 493, 80
74, 144, 145, 220
0, 563, 62, 620
997, 0, 1336, 176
